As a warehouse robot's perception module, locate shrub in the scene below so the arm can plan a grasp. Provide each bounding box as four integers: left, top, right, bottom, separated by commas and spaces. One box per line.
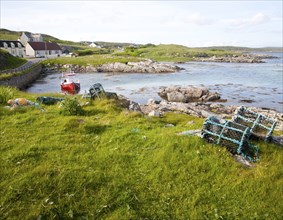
60, 97, 84, 116
0, 86, 15, 104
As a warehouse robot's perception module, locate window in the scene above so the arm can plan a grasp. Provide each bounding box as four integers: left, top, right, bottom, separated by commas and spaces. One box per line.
18, 43, 22, 48
11, 43, 15, 48
3, 42, 8, 49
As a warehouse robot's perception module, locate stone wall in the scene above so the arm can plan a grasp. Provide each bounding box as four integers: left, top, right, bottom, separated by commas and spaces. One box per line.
0, 64, 42, 89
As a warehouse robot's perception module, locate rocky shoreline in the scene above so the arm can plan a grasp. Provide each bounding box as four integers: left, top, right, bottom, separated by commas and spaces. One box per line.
116, 85, 283, 131
43, 60, 183, 74
192, 53, 277, 63
42, 53, 278, 74
131, 99, 283, 131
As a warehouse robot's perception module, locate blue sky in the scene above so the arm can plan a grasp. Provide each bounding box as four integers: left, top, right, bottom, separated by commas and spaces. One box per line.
1, 1, 282, 47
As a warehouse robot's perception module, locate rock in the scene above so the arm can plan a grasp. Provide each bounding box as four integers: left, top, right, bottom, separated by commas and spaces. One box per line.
234, 155, 253, 167
147, 98, 156, 105
240, 99, 255, 103
85, 65, 98, 72
167, 91, 188, 102
141, 99, 283, 131
177, 129, 202, 136
148, 110, 161, 117
129, 101, 142, 112
158, 86, 222, 103
193, 54, 265, 63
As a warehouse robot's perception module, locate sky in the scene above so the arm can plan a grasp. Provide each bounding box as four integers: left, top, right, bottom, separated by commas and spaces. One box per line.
0, 0, 282, 47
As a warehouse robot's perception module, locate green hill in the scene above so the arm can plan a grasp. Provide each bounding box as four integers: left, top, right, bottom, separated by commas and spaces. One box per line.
0, 28, 21, 40
1, 28, 281, 54
115, 44, 239, 62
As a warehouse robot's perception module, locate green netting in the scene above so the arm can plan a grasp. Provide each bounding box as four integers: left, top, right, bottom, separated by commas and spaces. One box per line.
201, 116, 259, 162
36, 96, 64, 105
83, 83, 106, 100
232, 106, 277, 141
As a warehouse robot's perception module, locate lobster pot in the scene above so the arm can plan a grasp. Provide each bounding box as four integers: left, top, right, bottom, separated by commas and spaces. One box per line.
201, 116, 258, 161
232, 106, 277, 141
89, 83, 105, 100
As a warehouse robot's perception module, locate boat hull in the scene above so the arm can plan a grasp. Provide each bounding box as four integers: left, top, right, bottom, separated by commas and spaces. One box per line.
61, 82, 80, 94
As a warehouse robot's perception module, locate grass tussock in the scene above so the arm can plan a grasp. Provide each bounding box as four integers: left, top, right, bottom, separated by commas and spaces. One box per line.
0, 87, 282, 219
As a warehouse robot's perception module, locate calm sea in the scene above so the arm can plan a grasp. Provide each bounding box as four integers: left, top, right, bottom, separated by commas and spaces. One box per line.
26, 52, 283, 112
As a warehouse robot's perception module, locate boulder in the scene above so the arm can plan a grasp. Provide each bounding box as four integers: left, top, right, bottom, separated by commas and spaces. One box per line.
158, 86, 221, 103
167, 91, 188, 103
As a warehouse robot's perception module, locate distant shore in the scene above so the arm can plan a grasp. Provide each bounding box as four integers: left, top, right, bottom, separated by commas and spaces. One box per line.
42, 53, 278, 74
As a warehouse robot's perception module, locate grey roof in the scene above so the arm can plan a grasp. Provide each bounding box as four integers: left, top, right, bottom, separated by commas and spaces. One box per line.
0, 40, 24, 48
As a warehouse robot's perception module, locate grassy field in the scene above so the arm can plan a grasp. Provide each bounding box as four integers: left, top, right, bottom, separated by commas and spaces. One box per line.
115, 44, 240, 62
43, 44, 240, 66
0, 87, 282, 219
43, 54, 142, 67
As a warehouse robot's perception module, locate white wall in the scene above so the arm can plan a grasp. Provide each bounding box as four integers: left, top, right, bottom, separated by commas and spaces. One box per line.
25, 43, 62, 57
1, 47, 25, 57
25, 43, 36, 56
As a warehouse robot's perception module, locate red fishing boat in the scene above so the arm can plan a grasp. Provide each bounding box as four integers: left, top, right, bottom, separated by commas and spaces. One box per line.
61, 71, 80, 94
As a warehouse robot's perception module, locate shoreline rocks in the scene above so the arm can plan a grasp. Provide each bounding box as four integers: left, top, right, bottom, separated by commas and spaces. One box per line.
97, 60, 183, 73
193, 54, 265, 63
139, 100, 283, 131
43, 60, 183, 74
158, 86, 224, 103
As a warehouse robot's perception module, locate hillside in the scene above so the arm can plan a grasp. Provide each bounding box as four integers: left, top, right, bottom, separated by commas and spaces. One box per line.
1, 28, 281, 53
0, 49, 27, 70
115, 44, 240, 62
0, 28, 135, 51
0, 87, 282, 219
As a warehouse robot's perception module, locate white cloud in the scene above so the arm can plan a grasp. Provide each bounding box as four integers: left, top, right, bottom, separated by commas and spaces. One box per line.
183, 13, 214, 26
222, 12, 270, 29
251, 13, 269, 25
1, 1, 282, 47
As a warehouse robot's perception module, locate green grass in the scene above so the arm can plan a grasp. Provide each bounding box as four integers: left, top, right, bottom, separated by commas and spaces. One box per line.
0, 87, 282, 219
43, 54, 142, 67
115, 44, 240, 62
0, 49, 27, 71
43, 45, 242, 67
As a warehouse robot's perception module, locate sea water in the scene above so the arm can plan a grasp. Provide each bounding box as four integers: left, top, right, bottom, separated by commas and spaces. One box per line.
26, 52, 283, 112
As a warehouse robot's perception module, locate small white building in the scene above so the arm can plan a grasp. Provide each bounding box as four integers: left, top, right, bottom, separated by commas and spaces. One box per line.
0, 40, 25, 57
26, 42, 62, 57
89, 42, 101, 48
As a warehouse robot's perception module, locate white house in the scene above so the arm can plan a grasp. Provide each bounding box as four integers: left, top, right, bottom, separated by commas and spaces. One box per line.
89, 42, 101, 48
20, 32, 43, 46
26, 42, 62, 57
0, 40, 25, 57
